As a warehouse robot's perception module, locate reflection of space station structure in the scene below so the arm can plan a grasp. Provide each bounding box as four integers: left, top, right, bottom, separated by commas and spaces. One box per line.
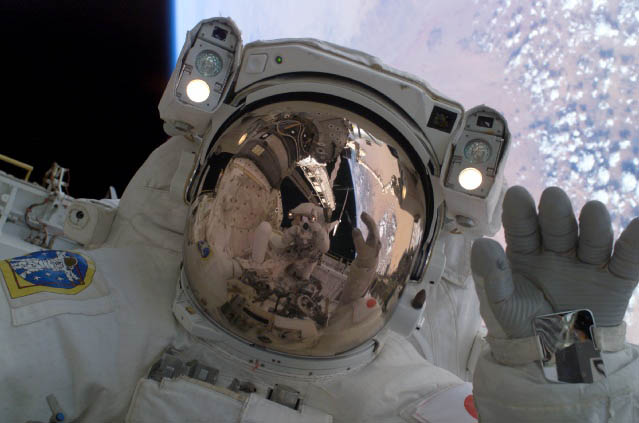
186, 107, 427, 355
221, 270, 324, 345
311, 254, 348, 301
213, 112, 352, 346
220, 249, 352, 346
297, 156, 336, 213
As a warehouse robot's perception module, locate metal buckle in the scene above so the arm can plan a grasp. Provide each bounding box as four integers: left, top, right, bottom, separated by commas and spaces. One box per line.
533, 309, 607, 383
267, 384, 303, 410
148, 349, 219, 385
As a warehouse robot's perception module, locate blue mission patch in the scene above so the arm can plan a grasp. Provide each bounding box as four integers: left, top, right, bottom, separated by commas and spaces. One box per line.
0, 250, 96, 298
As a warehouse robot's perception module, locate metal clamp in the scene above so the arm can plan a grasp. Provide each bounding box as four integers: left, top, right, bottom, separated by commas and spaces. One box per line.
267, 384, 302, 410
533, 309, 607, 384
148, 349, 219, 385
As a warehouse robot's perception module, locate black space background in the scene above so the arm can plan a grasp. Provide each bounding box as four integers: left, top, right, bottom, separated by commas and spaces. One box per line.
1, 1, 172, 199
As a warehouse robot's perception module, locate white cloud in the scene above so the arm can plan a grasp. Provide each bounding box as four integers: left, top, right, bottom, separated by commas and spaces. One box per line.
562, 0, 582, 10
592, 0, 607, 11
622, 172, 638, 193
594, 21, 619, 38
577, 153, 595, 172
610, 152, 621, 167
592, 189, 609, 204
598, 167, 610, 185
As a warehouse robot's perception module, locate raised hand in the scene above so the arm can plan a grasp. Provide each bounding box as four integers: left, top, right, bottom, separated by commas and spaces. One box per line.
352, 212, 381, 267
471, 186, 639, 338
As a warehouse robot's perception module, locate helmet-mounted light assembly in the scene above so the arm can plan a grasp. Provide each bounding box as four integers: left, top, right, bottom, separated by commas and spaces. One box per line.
445, 108, 507, 197
441, 106, 510, 234
159, 18, 242, 138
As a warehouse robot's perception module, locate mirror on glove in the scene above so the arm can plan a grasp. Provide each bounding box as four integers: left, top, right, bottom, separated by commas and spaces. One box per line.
533, 309, 607, 384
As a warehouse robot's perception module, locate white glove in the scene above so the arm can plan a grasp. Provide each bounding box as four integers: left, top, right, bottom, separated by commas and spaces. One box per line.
471, 186, 639, 338
470, 186, 639, 422
352, 212, 381, 268
340, 212, 381, 304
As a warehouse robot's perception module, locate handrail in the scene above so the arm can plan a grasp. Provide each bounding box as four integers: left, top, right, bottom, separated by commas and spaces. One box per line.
0, 153, 33, 181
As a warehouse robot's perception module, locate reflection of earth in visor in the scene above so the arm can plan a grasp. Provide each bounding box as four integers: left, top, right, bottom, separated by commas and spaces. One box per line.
184, 101, 430, 356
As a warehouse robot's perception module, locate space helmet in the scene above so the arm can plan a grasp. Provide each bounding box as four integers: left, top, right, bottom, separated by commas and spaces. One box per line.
160, 18, 509, 363
182, 105, 428, 356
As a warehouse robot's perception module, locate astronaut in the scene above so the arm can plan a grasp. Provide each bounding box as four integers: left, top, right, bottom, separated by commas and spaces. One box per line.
1, 17, 638, 423
262, 202, 332, 280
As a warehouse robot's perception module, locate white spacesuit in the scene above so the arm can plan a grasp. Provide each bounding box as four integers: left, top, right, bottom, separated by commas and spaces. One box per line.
1, 17, 638, 423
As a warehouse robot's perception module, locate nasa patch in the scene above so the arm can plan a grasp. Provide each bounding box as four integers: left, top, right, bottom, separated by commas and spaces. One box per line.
0, 250, 95, 298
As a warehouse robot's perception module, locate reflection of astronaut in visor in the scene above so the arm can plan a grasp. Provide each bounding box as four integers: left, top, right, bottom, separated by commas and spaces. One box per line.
277, 203, 331, 280
242, 113, 378, 290
232, 113, 353, 278
189, 112, 385, 345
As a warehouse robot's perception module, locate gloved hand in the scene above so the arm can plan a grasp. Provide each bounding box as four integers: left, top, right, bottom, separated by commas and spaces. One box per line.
352, 211, 381, 268
340, 212, 381, 304
471, 185, 639, 339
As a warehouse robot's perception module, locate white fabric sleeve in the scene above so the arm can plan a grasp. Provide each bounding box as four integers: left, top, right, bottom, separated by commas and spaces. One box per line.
105, 135, 196, 253
472, 344, 639, 421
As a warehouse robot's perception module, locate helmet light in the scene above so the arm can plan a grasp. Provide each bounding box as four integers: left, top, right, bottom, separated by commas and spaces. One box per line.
186, 79, 211, 103
458, 167, 483, 191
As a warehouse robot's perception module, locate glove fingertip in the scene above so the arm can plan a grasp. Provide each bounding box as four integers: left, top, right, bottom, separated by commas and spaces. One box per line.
471, 238, 507, 277
610, 218, 639, 280
352, 228, 365, 248
472, 239, 514, 304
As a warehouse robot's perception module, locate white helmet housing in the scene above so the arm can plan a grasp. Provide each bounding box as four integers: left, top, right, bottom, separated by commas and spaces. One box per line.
162, 18, 510, 375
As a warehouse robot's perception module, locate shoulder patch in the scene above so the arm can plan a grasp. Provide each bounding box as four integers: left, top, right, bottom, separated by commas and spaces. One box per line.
0, 250, 95, 298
